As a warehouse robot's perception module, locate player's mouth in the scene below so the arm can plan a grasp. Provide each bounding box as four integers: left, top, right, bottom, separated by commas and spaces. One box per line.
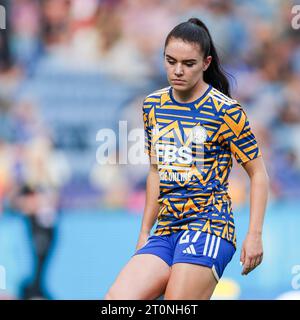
172, 79, 186, 85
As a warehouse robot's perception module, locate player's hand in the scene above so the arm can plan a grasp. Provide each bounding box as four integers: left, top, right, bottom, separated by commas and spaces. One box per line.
135, 231, 150, 251
240, 232, 263, 275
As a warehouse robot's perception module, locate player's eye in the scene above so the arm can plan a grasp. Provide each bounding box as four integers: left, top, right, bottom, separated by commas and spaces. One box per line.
185, 63, 195, 67
167, 60, 176, 65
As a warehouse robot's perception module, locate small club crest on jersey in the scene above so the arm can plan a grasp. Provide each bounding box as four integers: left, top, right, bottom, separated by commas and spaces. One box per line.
192, 126, 207, 144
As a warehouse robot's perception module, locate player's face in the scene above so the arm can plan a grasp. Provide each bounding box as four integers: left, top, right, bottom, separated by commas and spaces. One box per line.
164, 38, 211, 92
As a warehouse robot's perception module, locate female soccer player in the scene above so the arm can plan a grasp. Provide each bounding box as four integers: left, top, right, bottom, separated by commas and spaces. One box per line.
105, 18, 269, 300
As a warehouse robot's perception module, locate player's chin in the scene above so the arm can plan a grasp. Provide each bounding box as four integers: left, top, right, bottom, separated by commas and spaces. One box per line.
171, 83, 190, 91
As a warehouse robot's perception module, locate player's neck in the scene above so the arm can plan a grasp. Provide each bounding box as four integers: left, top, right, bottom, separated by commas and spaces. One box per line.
172, 80, 209, 104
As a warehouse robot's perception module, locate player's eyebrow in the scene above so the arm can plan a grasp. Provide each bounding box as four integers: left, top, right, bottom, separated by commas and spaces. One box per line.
166, 54, 197, 63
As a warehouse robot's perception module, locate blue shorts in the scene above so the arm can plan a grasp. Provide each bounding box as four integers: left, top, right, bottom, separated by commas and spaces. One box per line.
133, 230, 235, 281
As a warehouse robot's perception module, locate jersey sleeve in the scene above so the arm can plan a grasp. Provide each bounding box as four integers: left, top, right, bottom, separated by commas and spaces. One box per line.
220, 103, 261, 164
142, 99, 154, 157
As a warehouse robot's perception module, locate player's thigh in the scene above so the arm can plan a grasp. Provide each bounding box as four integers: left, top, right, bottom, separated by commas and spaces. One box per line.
164, 263, 217, 300
105, 254, 171, 300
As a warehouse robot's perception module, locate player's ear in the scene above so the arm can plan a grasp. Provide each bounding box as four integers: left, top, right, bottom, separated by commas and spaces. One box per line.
203, 56, 212, 71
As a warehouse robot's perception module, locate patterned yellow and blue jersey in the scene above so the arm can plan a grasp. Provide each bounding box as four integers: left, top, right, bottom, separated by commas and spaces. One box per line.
143, 84, 261, 248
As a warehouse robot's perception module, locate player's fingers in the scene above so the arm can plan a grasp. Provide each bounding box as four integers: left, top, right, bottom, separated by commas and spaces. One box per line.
241, 256, 251, 275
255, 254, 263, 268
250, 257, 257, 271
246, 254, 263, 274
250, 257, 258, 271
240, 247, 246, 265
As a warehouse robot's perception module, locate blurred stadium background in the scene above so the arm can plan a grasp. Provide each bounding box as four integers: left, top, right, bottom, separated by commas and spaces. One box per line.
0, 0, 300, 300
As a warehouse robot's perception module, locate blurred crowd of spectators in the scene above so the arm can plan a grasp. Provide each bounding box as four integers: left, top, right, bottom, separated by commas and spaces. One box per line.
0, 0, 300, 213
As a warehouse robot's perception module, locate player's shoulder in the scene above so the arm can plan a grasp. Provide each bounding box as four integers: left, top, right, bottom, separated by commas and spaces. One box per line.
209, 86, 243, 114
143, 86, 171, 104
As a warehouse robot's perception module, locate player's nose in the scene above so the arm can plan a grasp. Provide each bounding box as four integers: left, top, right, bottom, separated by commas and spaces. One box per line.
175, 64, 184, 76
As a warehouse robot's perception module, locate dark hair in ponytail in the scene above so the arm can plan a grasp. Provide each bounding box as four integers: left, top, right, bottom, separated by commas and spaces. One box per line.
164, 17, 232, 97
